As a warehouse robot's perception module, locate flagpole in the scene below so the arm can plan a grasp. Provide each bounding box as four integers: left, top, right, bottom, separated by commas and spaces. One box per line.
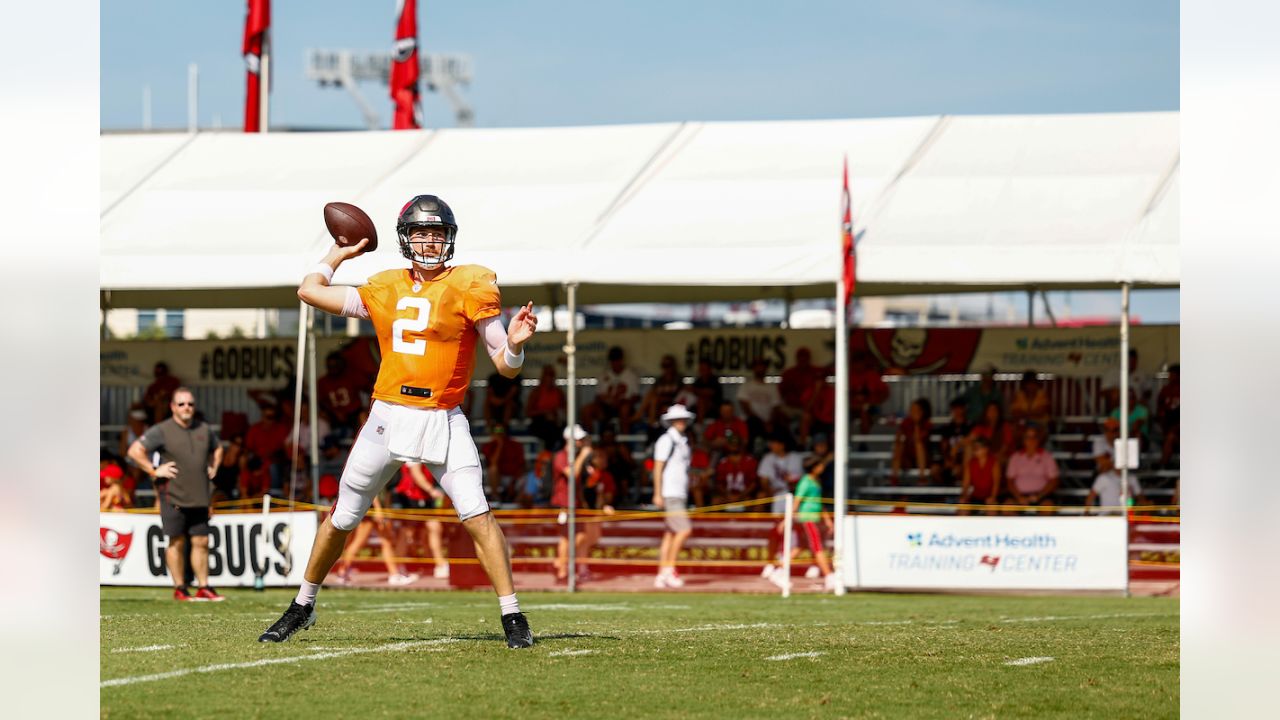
833, 156, 851, 597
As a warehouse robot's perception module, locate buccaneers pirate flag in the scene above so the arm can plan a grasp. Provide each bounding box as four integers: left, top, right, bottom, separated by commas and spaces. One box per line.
242, 0, 270, 132
391, 0, 422, 129
841, 155, 857, 307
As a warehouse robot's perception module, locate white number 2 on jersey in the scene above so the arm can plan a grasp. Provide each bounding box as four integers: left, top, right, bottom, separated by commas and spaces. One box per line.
392, 297, 432, 355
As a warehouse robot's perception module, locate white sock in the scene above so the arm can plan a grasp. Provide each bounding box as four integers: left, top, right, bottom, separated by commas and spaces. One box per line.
498, 593, 520, 615
295, 580, 320, 608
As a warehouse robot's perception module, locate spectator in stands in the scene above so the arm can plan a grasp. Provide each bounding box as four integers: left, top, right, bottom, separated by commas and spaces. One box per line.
1009, 371, 1052, 431
737, 356, 786, 449
969, 401, 1015, 464
330, 494, 419, 587
1109, 388, 1151, 441
891, 398, 939, 486
958, 437, 1001, 516
99, 452, 133, 510
524, 363, 566, 451
240, 456, 271, 500
596, 427, 637, 507
652, 404, 696, 589
758, 433, 805, 582
795, 455, 837, 590
574, 452, 618, 582
848, 350, 890, 436
690, 359, 724, 421
583, 346, 641, 433
519, 450, 552, 508
957, 367, 1003, 425
937, 399, 971, 484
213, 432, 244, 500
1103, 348, 1156, 413
394, 463, 450, 579
128, 388, 224, 601
808, 433, 836, 499
1092, 417, 1121, 462
118, 405, 150, 489
687, 437, 715, 508
1004, 425, 1060, 511
704, 400, 749, 454
1086, 451, 1144, 515
1156, 364, 1180, 467
245, 401, 290, 495
715, 433, 759, 508
317, 353, 365, 435
286, 399, 330, 464
801, 378, 835, 450
481, 424, 528, 503
641, 355, 687, 433
551, 425, 591, 584
484, 370, 521, 430
779, 347, 822, 421
142, 362, 182, 423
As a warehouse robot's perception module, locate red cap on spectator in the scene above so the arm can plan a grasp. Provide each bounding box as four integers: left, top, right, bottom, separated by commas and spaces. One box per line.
319, 474, 339, 498
100, 464, 124, 481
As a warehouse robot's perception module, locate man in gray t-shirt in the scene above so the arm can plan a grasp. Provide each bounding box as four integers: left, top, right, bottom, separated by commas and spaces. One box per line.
128, 387, 224, 602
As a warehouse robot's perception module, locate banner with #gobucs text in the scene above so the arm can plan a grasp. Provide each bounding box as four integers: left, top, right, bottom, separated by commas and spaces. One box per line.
840, 515, 1128, 591
99, 511, 316, 587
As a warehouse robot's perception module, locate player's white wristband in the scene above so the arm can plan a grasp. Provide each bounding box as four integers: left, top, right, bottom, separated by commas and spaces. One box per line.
504, 343, 525, 368
308, 264, 335, 283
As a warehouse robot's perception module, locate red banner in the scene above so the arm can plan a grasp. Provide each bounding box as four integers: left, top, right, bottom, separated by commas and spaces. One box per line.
391, 0, 422, 130
242, 0, 270, 132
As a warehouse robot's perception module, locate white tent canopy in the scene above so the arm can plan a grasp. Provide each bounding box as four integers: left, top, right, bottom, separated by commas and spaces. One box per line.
100, 111, 1178, 308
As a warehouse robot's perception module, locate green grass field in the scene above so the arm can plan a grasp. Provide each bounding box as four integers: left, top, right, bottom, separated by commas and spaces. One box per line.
101, 587, 1177, 719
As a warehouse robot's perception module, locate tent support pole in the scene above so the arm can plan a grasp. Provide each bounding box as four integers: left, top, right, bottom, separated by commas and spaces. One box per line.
289, 301, 306, 512
1027, 289, 1035, 327
564, 282, 579, 593
1120, 282, 1131, 599
307, 306, 320, 504
833, 277, 849, 596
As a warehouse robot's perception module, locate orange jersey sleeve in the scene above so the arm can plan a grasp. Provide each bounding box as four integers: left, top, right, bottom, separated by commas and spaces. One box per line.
357, 265, 503, 409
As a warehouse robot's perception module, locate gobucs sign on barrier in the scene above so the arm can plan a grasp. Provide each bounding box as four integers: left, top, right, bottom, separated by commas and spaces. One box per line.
99, 512, 317, 587
840, 516, 1129, 591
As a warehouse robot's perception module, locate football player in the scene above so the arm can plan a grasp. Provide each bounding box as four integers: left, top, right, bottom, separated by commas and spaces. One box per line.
259, 195, 536, 648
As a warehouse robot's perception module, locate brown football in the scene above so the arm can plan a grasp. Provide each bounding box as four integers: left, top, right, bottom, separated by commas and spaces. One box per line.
323, 202, 378, 251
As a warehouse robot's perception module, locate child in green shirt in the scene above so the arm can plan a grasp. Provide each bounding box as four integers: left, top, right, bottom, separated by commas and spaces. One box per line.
793, 456, 835, 589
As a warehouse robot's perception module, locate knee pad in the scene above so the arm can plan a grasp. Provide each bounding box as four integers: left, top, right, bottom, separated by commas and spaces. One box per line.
440, 466, 489, 521
331, 435, 396, 531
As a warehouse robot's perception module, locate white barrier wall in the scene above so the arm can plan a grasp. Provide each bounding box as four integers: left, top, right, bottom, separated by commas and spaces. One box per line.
841, 515, 1128, 591
99, 511, 317, 587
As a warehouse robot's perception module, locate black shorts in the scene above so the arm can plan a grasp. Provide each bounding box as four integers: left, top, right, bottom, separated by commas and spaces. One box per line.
160, 502, 211, 538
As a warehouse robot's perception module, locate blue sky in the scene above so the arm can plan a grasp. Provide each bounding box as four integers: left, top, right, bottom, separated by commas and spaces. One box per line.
100, 0, 1179, 322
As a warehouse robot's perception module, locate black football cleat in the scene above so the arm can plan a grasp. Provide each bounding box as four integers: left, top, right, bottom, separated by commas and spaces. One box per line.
258, 601, 317, 643
502, 612, 534, 649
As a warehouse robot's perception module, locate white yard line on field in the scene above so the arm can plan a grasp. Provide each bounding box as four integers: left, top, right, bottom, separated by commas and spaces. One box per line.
110, 644, 179, 654
101, 639, 459, 688
549, 649, 596, 657
1005, 656, 1055, 666
765, 652, 826, 661
999, 613, 1166, 623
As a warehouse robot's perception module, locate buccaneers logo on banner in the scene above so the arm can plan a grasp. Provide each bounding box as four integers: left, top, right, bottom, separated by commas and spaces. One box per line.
100, 527, 134, 576
857, 328, 982, 375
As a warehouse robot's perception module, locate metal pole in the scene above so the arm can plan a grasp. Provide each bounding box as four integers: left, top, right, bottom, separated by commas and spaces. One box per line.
833, 278, 849, 597
1027, 289, 1035, 327
564, 282, 578, 593
187, 63, 199, 133
290, 301, 307, 511
307, 306, 320, 504
1119, 282, 1131, 598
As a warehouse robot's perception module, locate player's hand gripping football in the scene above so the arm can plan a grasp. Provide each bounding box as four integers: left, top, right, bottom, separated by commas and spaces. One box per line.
507, 301, 538, 348
324, 236, 372, 265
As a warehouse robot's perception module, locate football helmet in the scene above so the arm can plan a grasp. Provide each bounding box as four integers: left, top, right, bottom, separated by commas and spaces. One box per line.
396, 195, 457, 268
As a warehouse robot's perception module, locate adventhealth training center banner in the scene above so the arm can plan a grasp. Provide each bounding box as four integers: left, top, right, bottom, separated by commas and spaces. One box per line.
840, 515, 1129, 591
99, 511, 317, 587
101, 325, 1179, 386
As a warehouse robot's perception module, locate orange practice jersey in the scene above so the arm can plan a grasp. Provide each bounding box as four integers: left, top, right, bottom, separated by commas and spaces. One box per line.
357, 264, 502, 409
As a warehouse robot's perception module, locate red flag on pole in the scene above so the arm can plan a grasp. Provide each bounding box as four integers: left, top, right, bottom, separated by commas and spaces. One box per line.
242, 0, 270, 132
391, 0, 422, 130
841, 155, 856, 307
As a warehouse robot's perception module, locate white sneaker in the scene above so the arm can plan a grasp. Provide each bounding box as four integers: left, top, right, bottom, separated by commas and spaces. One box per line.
761, 563, 777, 579
433, 562, 450, 579
388, 572, 419, 586
768, 570, 789, 589
654, 574, 670, 589
665, 574, 685, 588
823, 574, 838, 591
805, 565, 821, 579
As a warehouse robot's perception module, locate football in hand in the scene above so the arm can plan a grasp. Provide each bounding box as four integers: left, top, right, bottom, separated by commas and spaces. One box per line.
323, 202, 378, 252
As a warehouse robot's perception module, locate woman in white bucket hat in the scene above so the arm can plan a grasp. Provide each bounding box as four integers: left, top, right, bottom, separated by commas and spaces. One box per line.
652, 404, 695, 588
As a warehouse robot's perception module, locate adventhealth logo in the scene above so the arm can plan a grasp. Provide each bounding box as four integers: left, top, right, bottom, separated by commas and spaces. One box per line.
904, 532, 1057, 550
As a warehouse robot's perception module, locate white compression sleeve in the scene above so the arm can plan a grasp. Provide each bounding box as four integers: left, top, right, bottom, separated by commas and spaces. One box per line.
476, 315, 511, 359
341, 286, 370, 319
